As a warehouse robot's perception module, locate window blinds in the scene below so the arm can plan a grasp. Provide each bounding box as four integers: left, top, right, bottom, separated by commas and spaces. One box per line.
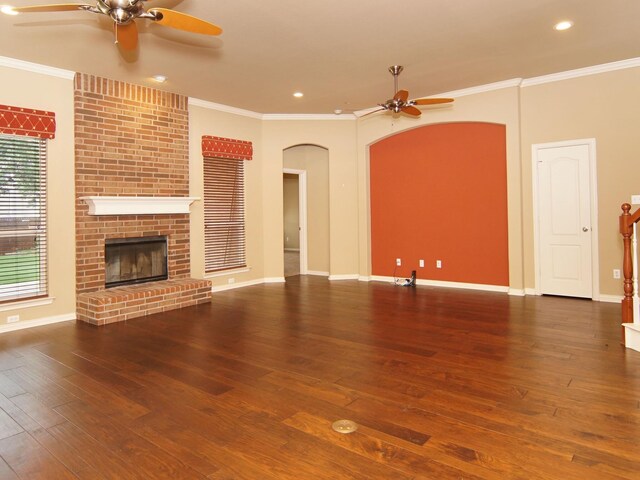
0, 134, 47, 302
203, 157, 246, 273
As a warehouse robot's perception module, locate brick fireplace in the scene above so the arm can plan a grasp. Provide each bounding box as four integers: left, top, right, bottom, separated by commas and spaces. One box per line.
74, 73, 210, 325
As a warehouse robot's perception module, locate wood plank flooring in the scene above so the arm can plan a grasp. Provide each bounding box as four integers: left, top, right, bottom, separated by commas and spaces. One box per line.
0, 276, 638, 479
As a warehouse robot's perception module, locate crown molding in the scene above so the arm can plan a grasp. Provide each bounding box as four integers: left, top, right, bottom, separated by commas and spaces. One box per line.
188, 97, 263, 119
0, 55, 75, 80
521, 57, 640, 87
439, 78, 523, 98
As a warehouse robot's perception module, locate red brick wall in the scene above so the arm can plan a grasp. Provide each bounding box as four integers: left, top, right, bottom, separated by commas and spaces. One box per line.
74, 73, 191, 295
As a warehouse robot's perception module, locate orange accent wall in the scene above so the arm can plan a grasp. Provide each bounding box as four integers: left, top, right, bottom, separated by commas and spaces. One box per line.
370, 122, 509, 286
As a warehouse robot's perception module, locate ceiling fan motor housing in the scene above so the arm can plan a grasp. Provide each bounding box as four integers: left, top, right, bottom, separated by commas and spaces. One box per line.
97, 0, 144, 24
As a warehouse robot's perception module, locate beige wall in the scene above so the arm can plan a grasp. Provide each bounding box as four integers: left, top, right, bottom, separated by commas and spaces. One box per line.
262, 120, 358, 279
520, 67, 640, 296
283, 145, 330, 273
283, 174, 300, 250
189, 104, 264, 288
0, 65, 76, 327
356, 86, 524, 290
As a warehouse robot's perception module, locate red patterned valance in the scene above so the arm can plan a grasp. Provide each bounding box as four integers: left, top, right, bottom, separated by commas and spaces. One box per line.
0, 104, 56, 139
202, 135, 252, 160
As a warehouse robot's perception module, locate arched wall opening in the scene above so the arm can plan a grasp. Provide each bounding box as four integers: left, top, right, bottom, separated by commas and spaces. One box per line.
369, 121, 509, 286
283, 144, 330, 276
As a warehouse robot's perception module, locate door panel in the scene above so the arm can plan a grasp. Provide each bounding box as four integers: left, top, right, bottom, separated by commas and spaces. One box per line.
537, 144, 592, 298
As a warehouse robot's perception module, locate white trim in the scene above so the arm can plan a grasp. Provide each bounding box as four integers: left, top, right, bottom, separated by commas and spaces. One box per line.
80, 196, 199, 215
531, 139, 600, 299
370, 275, 509, 292
525, 288, 539, 296
328, 274, 359, 281
204, 267, 251, 279
283, 168, 308, 275
284, 248, 300, 252
306, 270, 329, 277
0, 313, 75, 334
508, 288, 525, 296
263, 277, 286, 284
437, 78, 523, 99
622, 323, 640, 352
188, 97, 262, 119
522, 57, 640, 87
0, 296, 54, 313
0, 55, 75, 80
264, 114, 356, 121
358, 276, 372, 282
211, 278, 264, 292
598, 294, 624, 304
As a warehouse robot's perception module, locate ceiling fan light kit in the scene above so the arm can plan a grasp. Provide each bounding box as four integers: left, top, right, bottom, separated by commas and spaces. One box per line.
3, 0, 222, 50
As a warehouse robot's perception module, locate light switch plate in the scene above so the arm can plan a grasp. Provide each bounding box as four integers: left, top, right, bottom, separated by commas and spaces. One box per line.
631, 195, 640, 205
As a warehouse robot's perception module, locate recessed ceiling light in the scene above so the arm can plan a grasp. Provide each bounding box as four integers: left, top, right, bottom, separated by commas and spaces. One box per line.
152, 75, 168, 83
1, 5, 18, 15
293, 92, 304, 98
554, 20, 573, 31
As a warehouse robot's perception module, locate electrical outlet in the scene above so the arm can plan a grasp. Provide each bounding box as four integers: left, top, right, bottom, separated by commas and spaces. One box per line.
7, 315, 19, 324
419, 259, 424, 268
228, 278, 235, 284
436, 260, 442, 269
396, 258, 401, 266
613, 269, 621, 279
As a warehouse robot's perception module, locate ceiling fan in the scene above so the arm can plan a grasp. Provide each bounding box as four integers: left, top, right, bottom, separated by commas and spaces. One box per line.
1, 1, 222, 50
364, 66, 454, 117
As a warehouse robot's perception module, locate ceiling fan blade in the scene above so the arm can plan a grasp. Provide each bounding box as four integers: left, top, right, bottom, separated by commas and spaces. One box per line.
413, 98, 455, 105
9, 3, 90, 13
114, 21, 138, 51
148, 8, 222, 35
401, 105, 422, 117
358, 107, 386, 118
393, 90, 409, 102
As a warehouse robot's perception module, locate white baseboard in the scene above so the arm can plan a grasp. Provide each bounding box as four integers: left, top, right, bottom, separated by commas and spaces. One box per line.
525, 288, 539, 296
328, 274, 359, 281
211, 278, 265, 293
263, 277, 286, 284
598, 294, 623, 303
0, 313, 75, 334
369, 275, 509, 293
358, 275, 371, 282
306, 270, 329, 277
508, 288, 525, 296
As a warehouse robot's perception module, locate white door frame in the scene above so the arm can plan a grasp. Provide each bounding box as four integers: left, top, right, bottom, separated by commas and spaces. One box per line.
531, 138, 600, 299
283, 168, 308, 274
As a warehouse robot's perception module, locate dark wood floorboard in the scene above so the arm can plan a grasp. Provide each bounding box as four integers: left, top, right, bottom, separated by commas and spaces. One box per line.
0, 276, 638, 479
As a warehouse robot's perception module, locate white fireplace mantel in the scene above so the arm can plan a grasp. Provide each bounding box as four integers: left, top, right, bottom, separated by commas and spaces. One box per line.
80, 196, 200, 216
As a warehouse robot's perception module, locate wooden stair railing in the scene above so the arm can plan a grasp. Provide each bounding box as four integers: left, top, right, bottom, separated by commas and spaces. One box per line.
619, 203, 640, 343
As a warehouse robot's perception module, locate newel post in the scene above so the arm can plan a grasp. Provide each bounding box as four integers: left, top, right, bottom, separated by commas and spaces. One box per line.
620, 203, 634, 341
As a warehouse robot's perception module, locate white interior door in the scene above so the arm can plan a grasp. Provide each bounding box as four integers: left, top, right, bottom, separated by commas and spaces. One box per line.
536, 144, 593, 298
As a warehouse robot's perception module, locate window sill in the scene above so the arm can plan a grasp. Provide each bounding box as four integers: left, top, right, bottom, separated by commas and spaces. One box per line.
0, 296, 55, 312
204, 267, 251, 279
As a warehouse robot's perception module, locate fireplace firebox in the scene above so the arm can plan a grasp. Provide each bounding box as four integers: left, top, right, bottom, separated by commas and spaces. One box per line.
105, 236, 168, 288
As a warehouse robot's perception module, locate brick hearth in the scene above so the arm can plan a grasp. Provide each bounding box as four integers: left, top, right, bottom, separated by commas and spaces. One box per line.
74, 74, 210, 324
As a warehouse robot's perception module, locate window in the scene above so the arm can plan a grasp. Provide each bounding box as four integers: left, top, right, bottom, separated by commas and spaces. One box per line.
203, 157, 246, 273
0, 134, 47, 302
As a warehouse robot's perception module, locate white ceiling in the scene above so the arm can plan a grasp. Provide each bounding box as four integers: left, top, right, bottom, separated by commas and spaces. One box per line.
1, 0, 639, 114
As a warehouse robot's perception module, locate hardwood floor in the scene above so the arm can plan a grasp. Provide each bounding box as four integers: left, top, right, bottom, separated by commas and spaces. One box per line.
0, 276, 638, 479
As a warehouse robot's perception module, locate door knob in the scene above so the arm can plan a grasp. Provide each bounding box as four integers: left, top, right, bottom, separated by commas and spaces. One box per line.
582, 227, 589, 232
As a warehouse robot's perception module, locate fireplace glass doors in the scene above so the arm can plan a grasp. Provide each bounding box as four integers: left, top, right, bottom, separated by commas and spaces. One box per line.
105, 236, 168, 288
